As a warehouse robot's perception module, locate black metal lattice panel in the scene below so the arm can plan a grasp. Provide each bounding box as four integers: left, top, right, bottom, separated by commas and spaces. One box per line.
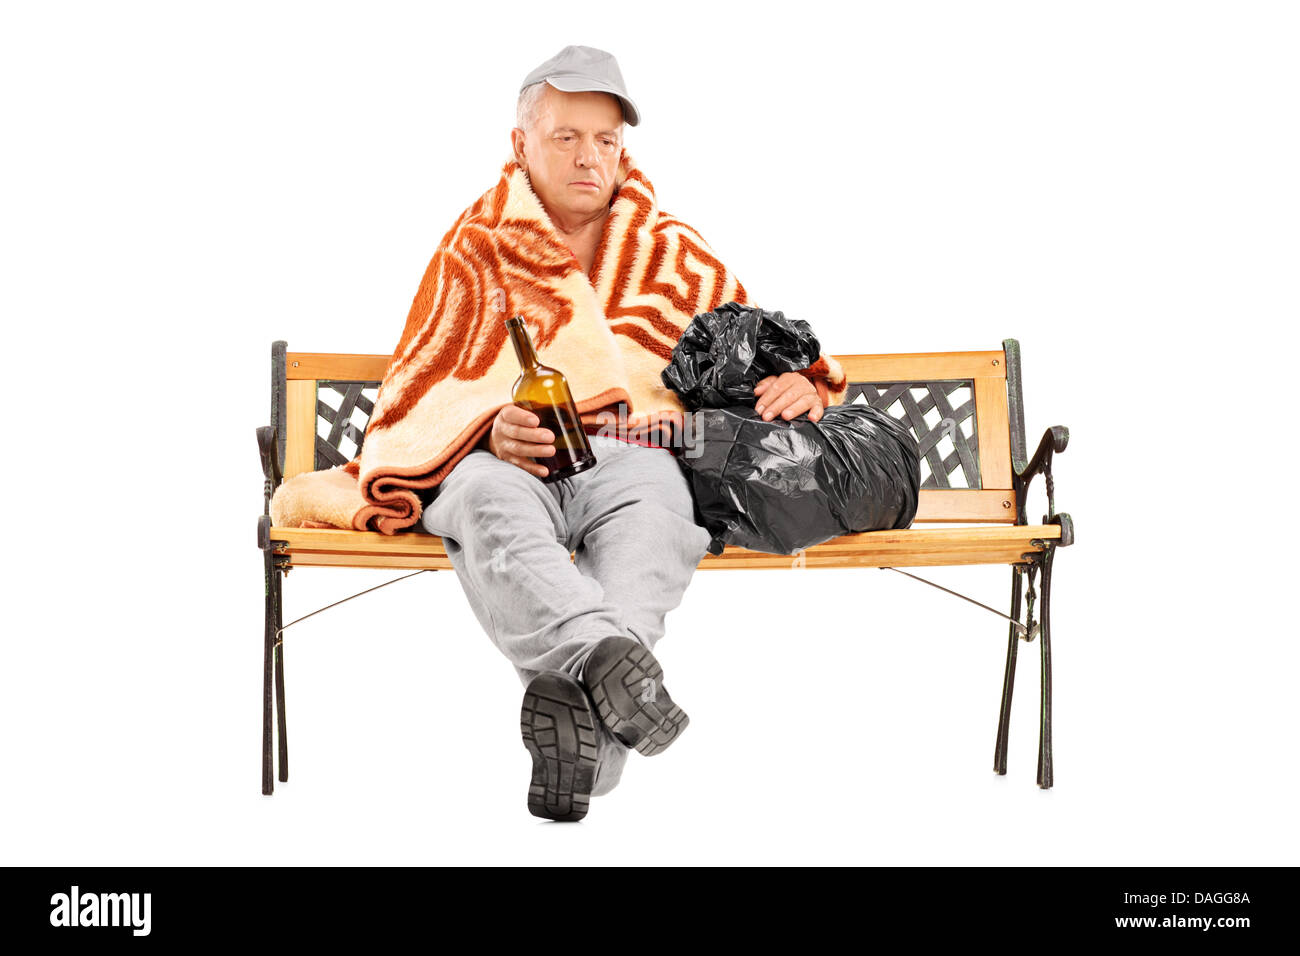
315, 380, 380, 469
845, 380, 981, 489
308, 376, 983, 488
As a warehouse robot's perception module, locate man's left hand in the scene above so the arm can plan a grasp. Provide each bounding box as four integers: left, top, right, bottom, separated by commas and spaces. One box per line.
754, 372, 824, 423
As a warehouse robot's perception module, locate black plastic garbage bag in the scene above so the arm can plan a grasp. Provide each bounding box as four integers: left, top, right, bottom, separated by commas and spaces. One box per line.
677, 405, 922, 556
661, 301, 825, 408
662, 301, 922, 556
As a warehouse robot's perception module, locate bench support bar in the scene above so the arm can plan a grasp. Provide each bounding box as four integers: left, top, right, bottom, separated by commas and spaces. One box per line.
993, 536, 1060, 789
1037, 542, 1055, 789
262, 539, 290, 796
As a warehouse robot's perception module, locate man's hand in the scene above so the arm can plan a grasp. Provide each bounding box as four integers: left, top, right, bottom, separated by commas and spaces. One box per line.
754, 372, 824, 423
486, 404, 556, 478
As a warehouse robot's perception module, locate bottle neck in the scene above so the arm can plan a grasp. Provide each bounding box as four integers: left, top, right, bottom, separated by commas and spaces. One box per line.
505, 317, 540, 370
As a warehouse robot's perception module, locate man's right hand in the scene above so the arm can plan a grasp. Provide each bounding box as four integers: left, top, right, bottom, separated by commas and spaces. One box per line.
485, 404, 556, 479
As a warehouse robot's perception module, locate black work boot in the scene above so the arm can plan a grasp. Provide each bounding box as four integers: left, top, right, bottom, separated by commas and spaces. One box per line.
579, 636, 690, 756
519, 671, 600, 822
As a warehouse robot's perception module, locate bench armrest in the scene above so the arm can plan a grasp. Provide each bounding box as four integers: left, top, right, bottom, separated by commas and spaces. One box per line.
257, 425, 282, 516
1013, 425, 1073, 545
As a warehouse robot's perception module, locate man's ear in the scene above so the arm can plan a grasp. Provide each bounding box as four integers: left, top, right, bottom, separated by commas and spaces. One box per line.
510, 128, 528, 171
613, 147, 631, 191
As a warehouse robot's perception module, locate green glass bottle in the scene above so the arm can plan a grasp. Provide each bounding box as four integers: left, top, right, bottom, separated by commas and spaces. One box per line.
504, 315, 597, 482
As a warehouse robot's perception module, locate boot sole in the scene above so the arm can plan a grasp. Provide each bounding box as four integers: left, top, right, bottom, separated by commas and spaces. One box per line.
520, 672, 600, 822
581, 636, 689, 756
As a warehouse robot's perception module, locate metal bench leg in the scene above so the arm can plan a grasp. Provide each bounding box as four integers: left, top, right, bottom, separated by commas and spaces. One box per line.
275, 573, 289, 784
993, 565, 1024, 775
255, 559, 429, 796
1036, 544, 1056, 789
262, 549, 276, 795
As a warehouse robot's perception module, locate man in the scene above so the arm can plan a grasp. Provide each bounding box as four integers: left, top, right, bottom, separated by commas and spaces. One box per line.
418, 45, 827, 821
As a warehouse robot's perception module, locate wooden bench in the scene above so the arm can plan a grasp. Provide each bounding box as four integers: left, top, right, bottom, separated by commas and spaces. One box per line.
256, 337, 1074, 796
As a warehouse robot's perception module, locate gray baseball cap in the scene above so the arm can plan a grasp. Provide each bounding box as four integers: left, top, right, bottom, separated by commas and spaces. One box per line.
519, 44, 641, 127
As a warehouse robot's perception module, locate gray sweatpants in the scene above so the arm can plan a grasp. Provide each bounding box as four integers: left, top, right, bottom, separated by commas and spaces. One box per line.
419, 433, 714, 795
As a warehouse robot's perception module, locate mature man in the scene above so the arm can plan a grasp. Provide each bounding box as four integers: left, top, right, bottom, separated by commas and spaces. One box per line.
417, 46, 832, 820
271, 44, 845, 820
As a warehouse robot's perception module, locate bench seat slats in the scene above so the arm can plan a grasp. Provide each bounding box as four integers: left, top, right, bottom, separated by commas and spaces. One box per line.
269, 523, 1059, 571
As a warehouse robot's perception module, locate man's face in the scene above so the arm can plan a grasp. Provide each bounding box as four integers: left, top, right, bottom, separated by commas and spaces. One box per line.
512, 84, 624, 222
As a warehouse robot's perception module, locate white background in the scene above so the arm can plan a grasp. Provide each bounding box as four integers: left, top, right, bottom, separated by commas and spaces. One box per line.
3, 0, 1296, 865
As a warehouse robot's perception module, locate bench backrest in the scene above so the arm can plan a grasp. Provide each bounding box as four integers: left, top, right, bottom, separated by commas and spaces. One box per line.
268, 338, 1031, 524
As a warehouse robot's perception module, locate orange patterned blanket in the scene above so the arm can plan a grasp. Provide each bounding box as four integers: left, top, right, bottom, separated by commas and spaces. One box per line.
269, 149, 850, 534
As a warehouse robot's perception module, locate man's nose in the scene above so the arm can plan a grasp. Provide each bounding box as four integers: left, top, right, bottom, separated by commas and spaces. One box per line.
575, 135, 600, 167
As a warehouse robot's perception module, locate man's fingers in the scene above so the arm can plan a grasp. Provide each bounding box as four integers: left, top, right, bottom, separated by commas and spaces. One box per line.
505, 453, 549, 477
500, 403, 555, 442
756, 377, 800, 419
500, 403, 539, 427
754, 378, 788, 414
755, 373, 824, 421
509, 426, 556, 446
778, 393, 820, 420
503, 436, 556, 458
518, 459, 550, 478
761, 387, 822, 421
487, 406, 553, 476
502, 419, 555, 445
